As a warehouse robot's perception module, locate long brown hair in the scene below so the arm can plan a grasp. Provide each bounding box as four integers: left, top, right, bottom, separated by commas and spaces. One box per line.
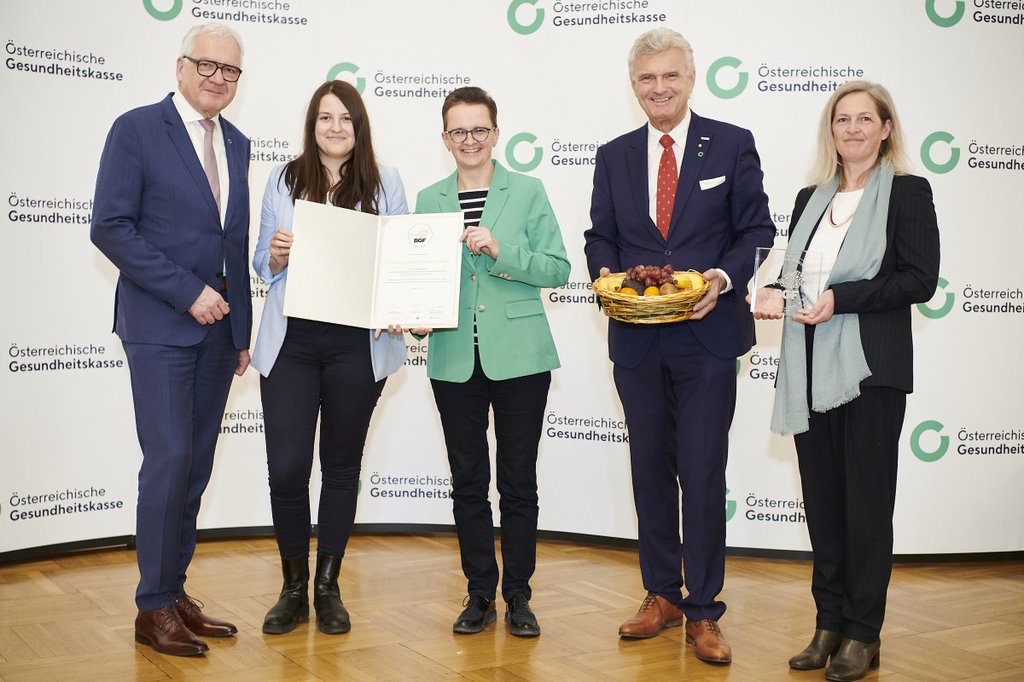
283, 80, 383, 214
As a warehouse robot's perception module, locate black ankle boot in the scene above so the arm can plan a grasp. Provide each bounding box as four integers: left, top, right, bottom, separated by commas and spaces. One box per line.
262, 555, 309, 634
789, 628, 842, 669
313, 554, 350, 634
825, 638, 881, 682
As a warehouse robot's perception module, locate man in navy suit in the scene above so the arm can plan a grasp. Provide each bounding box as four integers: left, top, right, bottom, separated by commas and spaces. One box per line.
584, 27, 773, 664
91, 23, 252, 657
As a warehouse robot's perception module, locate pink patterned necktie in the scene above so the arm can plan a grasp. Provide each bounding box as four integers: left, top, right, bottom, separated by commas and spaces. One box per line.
656, 134, 677, 239
198, 118, 221, 212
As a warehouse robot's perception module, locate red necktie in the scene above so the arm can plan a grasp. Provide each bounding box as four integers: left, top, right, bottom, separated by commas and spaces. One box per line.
656, 134, 677, 239
199, 118, 221, 212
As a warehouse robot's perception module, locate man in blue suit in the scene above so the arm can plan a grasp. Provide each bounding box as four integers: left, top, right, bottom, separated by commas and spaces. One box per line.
584, 27, 773, 664
91, 23, 252, 657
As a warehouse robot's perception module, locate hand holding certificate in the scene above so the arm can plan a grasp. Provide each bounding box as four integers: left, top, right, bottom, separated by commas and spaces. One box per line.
283, 200, 463, 329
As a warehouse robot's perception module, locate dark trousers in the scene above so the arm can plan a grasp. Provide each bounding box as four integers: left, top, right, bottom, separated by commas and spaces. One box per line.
260, 318, 384, 560
431, 354, 550, 602
794, 385, 905, 643
122, 318, 237, 612
613, 324, 735, 621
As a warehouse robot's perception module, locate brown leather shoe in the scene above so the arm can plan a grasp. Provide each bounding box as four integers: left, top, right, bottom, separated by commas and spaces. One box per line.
174, 595, 238, 638
135, 605, 208, 656
618, 593, 683, 638
685, 618, 732, 664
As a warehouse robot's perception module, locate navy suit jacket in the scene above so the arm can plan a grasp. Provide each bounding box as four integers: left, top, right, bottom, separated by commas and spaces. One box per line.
91, 93, 252, 349
584, 112, 774, 364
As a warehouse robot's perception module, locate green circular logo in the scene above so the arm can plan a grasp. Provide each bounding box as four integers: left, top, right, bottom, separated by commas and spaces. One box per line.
706, 56, 748, 99
505, 132, 542, 172
917, 276, 955, 319
143, 0, 183, 20
508, 0, 545, 35
725, 487, 737, 522
326, 62, 365, 94
921, 131, 960, 174
911, 420, 949, 462
926, 0, 965, 27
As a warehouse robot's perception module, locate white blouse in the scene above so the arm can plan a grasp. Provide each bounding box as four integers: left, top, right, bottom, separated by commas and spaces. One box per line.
804, 188, 864, 302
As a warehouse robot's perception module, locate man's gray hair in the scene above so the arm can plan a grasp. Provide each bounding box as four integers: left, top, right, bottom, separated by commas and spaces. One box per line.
180, 23, 244, 60
628, 27, 693, 80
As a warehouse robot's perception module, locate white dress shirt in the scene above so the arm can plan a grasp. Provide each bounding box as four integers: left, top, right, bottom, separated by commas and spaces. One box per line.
645, 111, 689, 223
172, 92, 230, 226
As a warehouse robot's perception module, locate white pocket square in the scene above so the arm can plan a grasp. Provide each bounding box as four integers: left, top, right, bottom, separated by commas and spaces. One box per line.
699, 176, 726, 190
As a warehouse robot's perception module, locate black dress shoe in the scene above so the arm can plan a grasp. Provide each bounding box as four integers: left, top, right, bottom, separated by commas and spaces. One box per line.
263, 555, 309, 635
453, 595, 496, 634
825, 638, 880, 682
313, 555, 351, 634
505, 593, 540, 637
789, 628, 842, 670
174, 595, 238, 638
135, 605, 208, 656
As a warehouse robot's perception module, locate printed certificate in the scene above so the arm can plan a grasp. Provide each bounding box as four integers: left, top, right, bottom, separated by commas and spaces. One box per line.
283, 200, 463, 329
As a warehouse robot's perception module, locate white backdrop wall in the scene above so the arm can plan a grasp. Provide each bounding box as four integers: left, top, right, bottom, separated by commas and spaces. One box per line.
3, 0, 1023, 558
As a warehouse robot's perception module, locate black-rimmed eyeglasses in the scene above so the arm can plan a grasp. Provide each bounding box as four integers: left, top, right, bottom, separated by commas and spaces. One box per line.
183, 55, 243, 82
444, 127, 495, 144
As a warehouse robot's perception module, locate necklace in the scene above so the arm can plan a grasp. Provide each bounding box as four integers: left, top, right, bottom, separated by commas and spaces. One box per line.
828, 193, 859, 227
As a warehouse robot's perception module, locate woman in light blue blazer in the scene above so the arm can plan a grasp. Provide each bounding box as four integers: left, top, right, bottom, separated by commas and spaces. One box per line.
413, 87, 569, 638
251, 81, 407, 636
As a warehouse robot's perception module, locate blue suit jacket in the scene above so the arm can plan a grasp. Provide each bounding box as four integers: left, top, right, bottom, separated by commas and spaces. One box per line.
584, 113, 774, 364
91, 93, 252, 349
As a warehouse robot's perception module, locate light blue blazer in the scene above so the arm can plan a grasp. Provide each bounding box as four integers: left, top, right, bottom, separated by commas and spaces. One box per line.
251, 164, 409, 380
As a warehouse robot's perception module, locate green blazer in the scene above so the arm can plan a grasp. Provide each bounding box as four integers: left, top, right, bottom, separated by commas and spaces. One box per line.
415, 161, 570, 382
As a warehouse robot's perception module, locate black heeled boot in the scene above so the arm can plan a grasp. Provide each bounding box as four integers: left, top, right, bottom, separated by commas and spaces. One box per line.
825, 638, 881, 682
789, 628, 842, 669
262, 555, 309, 634
313, 554, 350, 634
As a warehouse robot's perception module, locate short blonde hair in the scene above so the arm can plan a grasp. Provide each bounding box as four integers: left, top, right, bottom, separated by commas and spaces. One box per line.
809, 80, 911, 186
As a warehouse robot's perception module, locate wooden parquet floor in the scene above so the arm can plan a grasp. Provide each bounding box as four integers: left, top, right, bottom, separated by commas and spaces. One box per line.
1, 535, 1022, 681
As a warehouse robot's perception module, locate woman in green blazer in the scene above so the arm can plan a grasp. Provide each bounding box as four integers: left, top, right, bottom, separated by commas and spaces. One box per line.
413, 87, 570, 638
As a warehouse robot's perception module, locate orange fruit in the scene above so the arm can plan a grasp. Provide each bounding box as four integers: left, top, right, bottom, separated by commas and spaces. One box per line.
619, 287, 639, 296
643, 286, 661, 296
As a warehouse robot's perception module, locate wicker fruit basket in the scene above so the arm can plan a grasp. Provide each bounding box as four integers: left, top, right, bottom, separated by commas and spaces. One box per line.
593, 271, 710, 324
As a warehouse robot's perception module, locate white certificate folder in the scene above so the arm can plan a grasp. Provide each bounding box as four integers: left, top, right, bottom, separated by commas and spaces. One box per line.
283, 200, 463, 329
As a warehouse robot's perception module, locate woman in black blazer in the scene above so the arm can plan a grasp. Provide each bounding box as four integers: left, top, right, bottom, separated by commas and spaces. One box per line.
757, 81, 940, 682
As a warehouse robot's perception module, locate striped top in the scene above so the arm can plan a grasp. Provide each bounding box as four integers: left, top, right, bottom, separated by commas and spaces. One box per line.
458, 188, 488, 229
458, 188, 488, 346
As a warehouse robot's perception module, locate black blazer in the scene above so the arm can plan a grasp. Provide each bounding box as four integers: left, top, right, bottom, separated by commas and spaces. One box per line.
789, 174, 940, 392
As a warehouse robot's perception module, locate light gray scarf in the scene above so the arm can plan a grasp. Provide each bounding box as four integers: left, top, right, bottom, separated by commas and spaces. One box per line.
770, 163, 894, 435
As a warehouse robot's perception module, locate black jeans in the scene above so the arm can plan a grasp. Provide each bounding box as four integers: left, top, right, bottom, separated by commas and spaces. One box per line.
260, 318, 385, 559
431, 353, 550, 602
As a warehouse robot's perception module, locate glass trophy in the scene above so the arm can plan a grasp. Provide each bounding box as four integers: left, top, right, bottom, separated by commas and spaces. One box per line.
750, 247, 823, 318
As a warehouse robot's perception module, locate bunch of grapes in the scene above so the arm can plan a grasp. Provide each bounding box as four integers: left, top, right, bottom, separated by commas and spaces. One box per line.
626, 263, 675, 288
